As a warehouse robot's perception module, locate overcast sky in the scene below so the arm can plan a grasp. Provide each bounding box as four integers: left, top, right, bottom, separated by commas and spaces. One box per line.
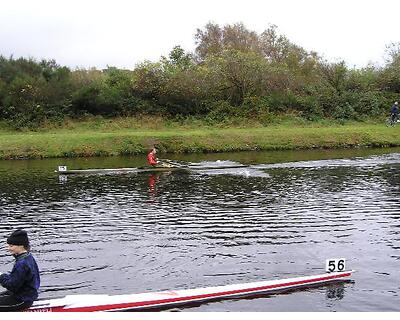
1, 0, 399, 70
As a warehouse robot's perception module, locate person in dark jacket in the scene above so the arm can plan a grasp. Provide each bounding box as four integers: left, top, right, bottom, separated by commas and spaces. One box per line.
0, 229, 40, 311
391, 101, 399, 123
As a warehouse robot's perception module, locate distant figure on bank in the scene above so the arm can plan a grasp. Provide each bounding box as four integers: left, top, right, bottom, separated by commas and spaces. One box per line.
391, 101, 399, 123
0, 229, 40, 312
147, 147, 159, 166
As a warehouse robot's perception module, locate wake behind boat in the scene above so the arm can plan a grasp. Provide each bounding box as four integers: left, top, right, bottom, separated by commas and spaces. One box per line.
27, 269, 354, 312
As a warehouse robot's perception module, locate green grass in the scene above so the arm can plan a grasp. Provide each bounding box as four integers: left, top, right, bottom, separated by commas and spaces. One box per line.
0, 117, 399, 160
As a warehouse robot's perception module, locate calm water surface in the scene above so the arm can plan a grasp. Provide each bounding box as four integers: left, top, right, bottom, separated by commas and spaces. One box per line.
0, 148, 399, 311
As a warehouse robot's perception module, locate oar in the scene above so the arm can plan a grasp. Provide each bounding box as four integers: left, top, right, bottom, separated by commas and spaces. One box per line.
158, 159, 187, 168
159, 158, 205, 167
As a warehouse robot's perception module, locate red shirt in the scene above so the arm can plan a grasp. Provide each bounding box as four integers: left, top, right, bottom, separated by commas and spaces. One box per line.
147, 151, 157, 166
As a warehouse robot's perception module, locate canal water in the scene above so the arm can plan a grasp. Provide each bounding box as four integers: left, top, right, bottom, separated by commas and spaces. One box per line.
0, 148, 399, 311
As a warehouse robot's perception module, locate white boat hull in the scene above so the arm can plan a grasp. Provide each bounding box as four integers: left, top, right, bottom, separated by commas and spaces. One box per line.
27, 270, 354, 312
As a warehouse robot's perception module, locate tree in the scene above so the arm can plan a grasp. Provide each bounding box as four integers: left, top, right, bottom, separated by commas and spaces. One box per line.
194, 22, 261, 60
379, 42, 400, 93
162, 46, 194, 70
204, 50, 272, 106
259, 24, 291, 63
318, 61, 349, 93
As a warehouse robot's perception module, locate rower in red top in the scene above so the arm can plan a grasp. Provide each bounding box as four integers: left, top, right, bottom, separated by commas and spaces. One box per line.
147, 147, 158, 166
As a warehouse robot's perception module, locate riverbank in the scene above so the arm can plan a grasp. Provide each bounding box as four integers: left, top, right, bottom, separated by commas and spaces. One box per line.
0, 119, 399, 160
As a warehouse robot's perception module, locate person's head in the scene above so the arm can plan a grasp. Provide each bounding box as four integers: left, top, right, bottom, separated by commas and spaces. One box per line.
395, 101, 398, 105
7, 229, 30, 255
152, 147, 157, 154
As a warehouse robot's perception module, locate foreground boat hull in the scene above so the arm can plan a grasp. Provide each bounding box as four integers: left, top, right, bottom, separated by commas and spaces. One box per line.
28, 271, 354, 312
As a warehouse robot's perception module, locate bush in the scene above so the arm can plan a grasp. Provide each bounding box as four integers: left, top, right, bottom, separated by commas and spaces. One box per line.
2, 26, 400, 128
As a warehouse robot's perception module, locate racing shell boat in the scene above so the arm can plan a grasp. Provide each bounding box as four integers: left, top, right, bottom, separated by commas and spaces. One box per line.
56, 164, 249, 175
27, 270, 354, 312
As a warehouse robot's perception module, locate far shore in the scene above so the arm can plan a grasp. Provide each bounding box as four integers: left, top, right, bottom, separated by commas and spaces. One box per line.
1, 120, 399, 160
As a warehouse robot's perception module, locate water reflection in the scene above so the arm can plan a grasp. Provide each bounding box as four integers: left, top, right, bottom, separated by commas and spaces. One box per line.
325, 282, 347, 300
0, 150, 399, 311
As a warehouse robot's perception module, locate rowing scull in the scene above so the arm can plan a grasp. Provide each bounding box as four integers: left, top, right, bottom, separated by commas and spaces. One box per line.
56, 164, 249, 175
27, 270, 354, 312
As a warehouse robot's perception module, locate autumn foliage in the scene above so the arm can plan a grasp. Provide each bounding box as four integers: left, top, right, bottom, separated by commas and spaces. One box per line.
1, 23, 399, 128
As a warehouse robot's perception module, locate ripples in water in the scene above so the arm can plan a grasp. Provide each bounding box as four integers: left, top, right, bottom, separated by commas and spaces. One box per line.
0, 152, 399, 310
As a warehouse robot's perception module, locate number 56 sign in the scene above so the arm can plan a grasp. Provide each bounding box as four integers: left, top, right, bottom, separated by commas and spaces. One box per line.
326, 258, 346, 272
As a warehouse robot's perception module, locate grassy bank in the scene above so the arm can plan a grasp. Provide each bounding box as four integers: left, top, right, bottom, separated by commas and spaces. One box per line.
0, 118, 399, 160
